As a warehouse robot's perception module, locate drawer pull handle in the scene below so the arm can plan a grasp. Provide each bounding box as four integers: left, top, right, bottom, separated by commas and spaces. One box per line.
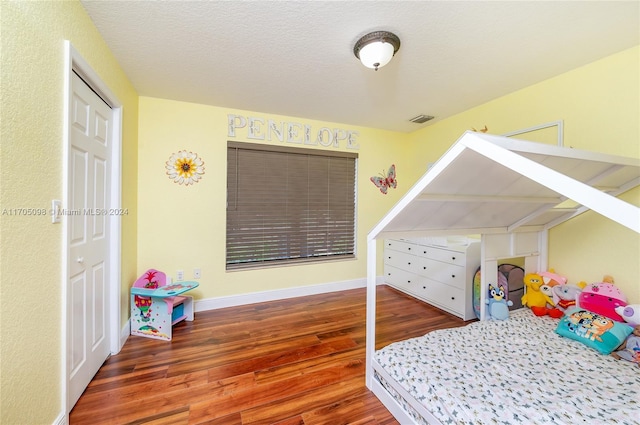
451, 274, 456, 278
408, 247, 411, 251
408, 280, 411, 283
423, 286, 426, 289
408, 262, 411, 265
423, 250, 427, 254
451, 296, 455, 300
452, 257, 456, 260
423, 266, 426, 270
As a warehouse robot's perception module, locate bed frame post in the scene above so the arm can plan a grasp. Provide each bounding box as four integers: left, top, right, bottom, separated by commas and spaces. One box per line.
366, 238, 377, 389
480, 236, 498, 321
537, 229, 548, 272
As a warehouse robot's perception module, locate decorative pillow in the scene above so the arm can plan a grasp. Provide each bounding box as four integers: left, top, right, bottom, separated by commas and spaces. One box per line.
555, 307, 633, 354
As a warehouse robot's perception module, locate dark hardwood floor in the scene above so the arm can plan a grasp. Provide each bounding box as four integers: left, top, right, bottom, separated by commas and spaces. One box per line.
70, 285, 469, 425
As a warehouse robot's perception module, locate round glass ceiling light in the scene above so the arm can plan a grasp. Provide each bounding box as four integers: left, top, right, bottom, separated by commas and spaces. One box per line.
353, 31, 401, 71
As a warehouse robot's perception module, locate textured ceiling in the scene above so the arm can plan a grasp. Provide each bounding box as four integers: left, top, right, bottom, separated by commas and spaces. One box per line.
80, 1, 639, 133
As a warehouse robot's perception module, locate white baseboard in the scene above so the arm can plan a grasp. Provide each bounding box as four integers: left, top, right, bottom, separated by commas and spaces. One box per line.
119, 320, 131, 351
195, 276, 384, 312
52, 411, 67, 425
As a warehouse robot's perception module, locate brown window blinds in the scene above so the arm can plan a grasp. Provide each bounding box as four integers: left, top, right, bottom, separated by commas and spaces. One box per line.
227, 142, 357, 270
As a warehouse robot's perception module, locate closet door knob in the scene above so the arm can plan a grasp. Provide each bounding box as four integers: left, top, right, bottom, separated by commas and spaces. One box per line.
76, 257, 84, 264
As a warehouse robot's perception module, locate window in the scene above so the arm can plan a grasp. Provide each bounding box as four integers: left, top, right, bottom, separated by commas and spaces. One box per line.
226, 142, 357, 270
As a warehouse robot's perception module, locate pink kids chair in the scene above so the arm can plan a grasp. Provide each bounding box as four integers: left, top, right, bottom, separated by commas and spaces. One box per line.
130, 269, 198, 341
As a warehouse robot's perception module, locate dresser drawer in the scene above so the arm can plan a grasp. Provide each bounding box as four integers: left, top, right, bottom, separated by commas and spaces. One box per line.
385, 239, 420, 255
415, 278, 465, 315
384, 264, 419, 294
417, 258, 466, 289
416, 246, 466, 266
384, 250, 420, 274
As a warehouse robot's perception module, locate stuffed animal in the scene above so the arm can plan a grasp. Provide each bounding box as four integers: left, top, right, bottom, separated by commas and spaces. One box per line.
540, 269, 567, 288
615, 304, 640, 326
553, 284, 583, 311
486, 283, 513, 320
578, 275, 627, 322
539, 269, 567, 305
611, 325, 640, 366
522, 273, 562, 317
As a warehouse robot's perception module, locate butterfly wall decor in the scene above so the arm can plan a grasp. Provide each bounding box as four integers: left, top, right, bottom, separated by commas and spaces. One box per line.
370, 164, 397, 194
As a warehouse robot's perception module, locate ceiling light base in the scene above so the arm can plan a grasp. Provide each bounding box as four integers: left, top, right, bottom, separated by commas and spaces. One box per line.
354, 31, 401, 71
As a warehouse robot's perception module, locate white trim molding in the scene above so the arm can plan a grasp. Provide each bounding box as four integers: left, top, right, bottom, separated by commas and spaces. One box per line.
52, 412, 66, 425
502, 120, 564, 147
120, 321, 131, 348
195, 277, 384, 312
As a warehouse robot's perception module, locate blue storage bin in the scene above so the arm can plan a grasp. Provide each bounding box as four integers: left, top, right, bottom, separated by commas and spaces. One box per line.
171, 302, 185, 323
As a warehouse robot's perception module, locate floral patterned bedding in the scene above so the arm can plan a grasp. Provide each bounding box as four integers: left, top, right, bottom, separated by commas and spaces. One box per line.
374, 309, 640, 425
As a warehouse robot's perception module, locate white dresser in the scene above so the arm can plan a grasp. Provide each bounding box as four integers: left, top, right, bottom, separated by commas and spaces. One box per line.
383, 238, 480, 320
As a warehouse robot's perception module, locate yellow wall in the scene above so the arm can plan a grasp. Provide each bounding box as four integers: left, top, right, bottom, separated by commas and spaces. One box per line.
137, 98, 409, 299
407, 46, 640, 302
139, 48, 639, 306
0, 1, 138, 424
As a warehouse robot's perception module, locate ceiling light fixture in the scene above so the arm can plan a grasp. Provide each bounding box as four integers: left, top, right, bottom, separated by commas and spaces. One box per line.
353, 31, 401, 71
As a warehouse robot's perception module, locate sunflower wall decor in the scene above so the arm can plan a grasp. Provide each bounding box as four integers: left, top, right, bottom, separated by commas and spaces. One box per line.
165, 150, 205, 185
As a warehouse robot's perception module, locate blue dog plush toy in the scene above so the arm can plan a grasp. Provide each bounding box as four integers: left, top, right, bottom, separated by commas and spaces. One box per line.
486, 283, 513, 320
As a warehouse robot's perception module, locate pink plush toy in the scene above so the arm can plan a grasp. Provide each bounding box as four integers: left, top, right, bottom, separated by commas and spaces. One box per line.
539, 269, 567, 287
539, 269, 567, 315
578, 275, 628, 322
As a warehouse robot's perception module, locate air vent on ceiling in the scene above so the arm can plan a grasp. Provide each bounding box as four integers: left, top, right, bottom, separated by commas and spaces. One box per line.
409, 114, 434, 124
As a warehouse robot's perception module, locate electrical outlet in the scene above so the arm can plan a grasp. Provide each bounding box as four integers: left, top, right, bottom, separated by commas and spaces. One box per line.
176, 270, 184, 281
194, 268, 201, 279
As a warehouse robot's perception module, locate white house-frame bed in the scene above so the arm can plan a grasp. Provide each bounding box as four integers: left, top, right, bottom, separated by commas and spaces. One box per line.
365, 131, 640, 424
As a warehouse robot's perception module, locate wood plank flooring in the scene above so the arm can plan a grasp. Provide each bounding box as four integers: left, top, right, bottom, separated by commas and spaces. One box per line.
70, 285, 469, 425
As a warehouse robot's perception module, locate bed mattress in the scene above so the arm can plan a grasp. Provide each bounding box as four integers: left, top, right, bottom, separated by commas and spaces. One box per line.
374, 309, 640, 425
